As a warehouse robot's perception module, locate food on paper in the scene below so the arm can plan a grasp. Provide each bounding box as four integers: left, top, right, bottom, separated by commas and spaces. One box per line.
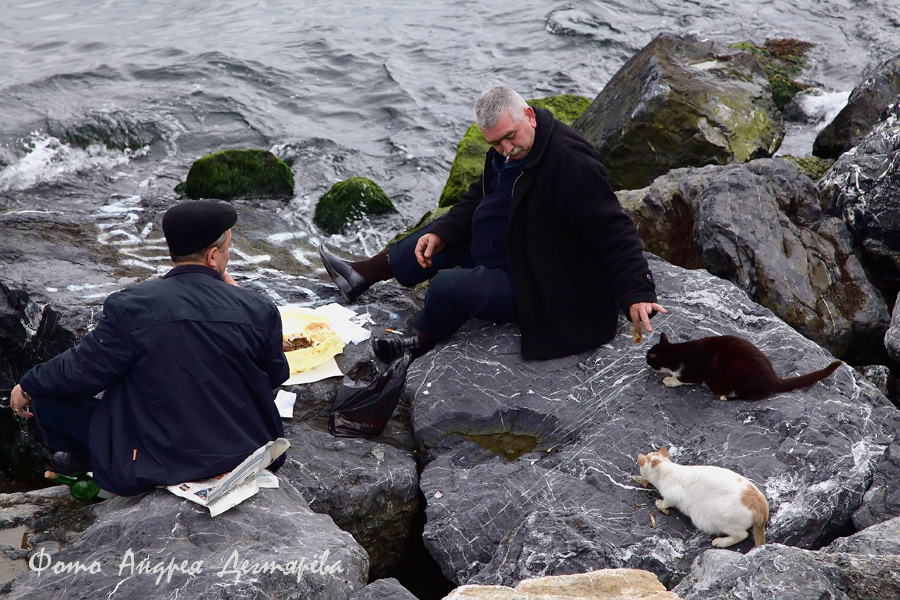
279, 307, 345, 373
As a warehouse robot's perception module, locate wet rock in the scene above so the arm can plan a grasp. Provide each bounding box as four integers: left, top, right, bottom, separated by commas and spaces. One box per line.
406, 256, 900, 587
853, 435, 900, 530
445, 569, 681, 600
177, 148, 294, 200
3, 480, 368, 600
814, 52, 900, 159
439, 95, 590, 208
0, 486, 71, 528
349, 577, 418, 600
618, 159, 889, 361
819, 101, 900, 300
314, 177, 396, 234
574, 33, 783, 191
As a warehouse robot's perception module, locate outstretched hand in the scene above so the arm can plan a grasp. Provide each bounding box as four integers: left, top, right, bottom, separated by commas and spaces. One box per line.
630, 302, 667, 335
414, 233, 446, 269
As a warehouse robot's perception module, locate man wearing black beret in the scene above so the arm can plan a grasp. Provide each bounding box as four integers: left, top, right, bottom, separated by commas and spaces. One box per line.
9, 200, 290, 496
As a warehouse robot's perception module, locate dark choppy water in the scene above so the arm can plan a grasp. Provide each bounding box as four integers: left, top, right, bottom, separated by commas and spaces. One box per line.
1, 0, 899, 262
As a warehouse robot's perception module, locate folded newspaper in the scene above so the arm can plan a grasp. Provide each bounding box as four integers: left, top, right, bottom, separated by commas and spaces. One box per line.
166, 438, 290, 517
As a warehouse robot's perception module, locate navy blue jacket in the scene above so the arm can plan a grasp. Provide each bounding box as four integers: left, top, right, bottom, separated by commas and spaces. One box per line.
20, 265, 289, 496
431, 108, 657, 359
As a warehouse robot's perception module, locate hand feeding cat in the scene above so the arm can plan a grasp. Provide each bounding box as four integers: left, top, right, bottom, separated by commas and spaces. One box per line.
637, 446, 768, 548
646, 332, 841, 401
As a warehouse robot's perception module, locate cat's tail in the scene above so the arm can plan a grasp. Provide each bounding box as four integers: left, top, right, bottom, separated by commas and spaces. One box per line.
776, 361, 842, 393
752, 520, 766, 546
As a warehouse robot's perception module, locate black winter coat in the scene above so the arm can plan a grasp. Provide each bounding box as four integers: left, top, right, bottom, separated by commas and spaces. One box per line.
431, 108, 657, 359
20, 265, 289, 496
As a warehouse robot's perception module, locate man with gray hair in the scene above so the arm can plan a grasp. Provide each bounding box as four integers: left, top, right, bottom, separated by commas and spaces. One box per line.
319, 86, 665, 362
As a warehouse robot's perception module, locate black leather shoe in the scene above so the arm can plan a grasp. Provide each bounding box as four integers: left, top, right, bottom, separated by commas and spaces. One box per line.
372, 335, 429, 363
50, 451, 92, 476
318, 244, 369, 303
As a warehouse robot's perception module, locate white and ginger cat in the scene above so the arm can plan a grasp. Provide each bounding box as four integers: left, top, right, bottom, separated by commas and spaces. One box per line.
637, 446, 769, 548
646, 332, 841, 401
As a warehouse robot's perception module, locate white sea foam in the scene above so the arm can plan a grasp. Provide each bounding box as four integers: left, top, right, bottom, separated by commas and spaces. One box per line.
0, 133, 149, 192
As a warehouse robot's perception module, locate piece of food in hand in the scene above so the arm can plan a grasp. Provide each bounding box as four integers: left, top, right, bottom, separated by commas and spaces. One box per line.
631, 324, 642, 344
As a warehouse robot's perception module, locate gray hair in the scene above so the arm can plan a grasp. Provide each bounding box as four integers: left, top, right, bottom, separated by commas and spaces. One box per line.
474, 87, 529, 129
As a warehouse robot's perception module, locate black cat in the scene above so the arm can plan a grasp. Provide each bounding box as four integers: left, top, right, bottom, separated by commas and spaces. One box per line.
646, 333, 841, 400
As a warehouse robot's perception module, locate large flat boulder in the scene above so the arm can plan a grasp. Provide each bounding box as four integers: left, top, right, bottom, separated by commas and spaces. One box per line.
574, 33, 783, 191
3, 480, 368, 599
406, 256, 900, 587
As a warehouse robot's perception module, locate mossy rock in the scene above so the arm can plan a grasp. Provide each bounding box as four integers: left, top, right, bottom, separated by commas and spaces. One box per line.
176, 149, 294, 200
314, 177, 396, 234
729, 39, 814, 110
438, 94, 591, 208
781, 154, 835, 182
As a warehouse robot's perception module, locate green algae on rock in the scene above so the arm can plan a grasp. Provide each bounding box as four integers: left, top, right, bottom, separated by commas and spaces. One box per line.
176, 149, 294, 200
781, 154, 834, 182
438, 94, 591, 208
729, 38, 815, 110
314, 176, 396, 234
574, 33, 784, 191
458, 431, 541, 462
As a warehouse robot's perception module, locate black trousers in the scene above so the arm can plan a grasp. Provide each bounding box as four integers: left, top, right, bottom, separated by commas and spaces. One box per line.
32, 394, 98, 457
388, 224, 518, 339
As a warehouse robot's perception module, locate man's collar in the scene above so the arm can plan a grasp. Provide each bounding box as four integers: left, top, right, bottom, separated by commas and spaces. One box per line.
163, 264, 224, 281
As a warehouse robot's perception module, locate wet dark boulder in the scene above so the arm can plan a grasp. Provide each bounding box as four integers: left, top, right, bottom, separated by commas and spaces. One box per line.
819, 101, 900, 300
618, 158, 889, 361
573, 33, 783, 191
814, 52, 900, 159
176, 148, 294, 200
279, 422, 419, 579
405, 256, 900, 587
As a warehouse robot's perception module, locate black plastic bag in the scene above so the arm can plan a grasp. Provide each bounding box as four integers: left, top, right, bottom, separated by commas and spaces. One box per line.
328, 351, 413, 438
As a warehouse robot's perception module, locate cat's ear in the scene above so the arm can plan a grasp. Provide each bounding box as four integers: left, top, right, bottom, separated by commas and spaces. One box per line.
659, 446, 669, 457
637, 453, 648, 466
660, 332, 669, 344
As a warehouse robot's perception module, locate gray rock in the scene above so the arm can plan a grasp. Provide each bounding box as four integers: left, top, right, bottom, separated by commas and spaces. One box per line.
814, 52, 900, 159
406, 256, 900, 587
853, 364, 895, 402
280, 421, 419, 577
3, 480, 368, 599
852, 434, 900, 530
819, 101, 900, 299
619, 158, 890, 361
349, 577, 418, 600
675, 518, 900, 600
574, 33, 782, 191
673, 544, 849, 600
885, 293, 900, 363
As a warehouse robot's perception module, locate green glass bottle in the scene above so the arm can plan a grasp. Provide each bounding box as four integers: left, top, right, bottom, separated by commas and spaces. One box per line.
44, 470, 102, 502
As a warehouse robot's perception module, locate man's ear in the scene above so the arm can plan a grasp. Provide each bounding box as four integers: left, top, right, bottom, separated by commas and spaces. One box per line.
204, 245, 220, 270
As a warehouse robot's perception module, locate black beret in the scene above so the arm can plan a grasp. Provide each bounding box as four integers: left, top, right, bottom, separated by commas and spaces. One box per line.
162, 200, 237, 256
